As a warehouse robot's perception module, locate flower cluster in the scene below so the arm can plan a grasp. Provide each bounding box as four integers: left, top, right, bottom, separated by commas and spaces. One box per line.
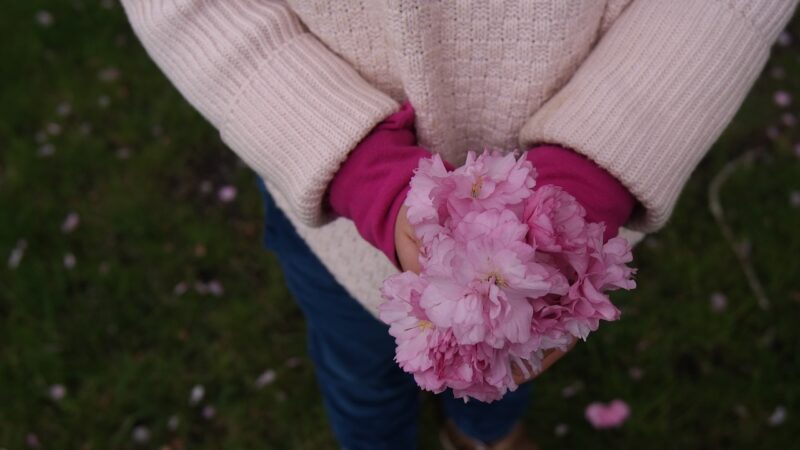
380, 150, 636, 402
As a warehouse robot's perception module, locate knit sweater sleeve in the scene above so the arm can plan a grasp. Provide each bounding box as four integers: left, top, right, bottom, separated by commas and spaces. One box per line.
120, 0, 399, 226
518, 0, 797, 232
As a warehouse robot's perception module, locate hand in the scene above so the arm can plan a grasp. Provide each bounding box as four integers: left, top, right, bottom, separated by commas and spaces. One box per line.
511, 338, 578, 384
394, 205, 422, 273
327, 100, 431, 269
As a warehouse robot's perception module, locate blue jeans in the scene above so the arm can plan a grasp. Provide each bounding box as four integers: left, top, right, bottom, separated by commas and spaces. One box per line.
258, 179, 531, 449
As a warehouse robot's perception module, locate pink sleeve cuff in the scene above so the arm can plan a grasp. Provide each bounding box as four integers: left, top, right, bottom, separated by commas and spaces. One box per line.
330, 106, 630, 267
526, 145, 635, 241
328, 101, 429, 268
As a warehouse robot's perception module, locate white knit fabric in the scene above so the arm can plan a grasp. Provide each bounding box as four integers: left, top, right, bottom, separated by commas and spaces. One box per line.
121, 0, 797, 316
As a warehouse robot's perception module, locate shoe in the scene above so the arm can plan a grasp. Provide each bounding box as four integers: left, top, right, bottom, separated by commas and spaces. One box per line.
439, 420, 539, 450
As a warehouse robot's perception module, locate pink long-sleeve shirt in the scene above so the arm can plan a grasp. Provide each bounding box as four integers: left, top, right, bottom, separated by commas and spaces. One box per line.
329, 101, 635, 268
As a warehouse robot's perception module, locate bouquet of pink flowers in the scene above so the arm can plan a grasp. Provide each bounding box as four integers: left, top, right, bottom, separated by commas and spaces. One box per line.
379, 150, 636, 402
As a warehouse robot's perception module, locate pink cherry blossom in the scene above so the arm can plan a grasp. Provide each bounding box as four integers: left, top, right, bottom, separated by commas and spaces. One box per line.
382, 149, 636, 402
381, 271, 523, 402
585, 399, 631, 429
420, 210, 557, 347
524, 185, 587, 252
444, 150, 535, 221
405, 154, 452, 246
380, 272, 435, 371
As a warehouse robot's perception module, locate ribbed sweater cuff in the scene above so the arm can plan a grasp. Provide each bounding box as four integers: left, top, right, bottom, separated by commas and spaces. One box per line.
220, 34, 400, 227
518, 0, 784, 232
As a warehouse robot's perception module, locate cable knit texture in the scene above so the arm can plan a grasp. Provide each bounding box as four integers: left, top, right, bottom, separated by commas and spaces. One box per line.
121, 0, 797, 316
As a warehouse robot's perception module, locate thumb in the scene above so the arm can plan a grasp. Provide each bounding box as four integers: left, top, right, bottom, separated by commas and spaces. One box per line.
395, 205, 422, 273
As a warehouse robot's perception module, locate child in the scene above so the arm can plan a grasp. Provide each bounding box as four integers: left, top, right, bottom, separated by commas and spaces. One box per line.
122, 1, 797, 448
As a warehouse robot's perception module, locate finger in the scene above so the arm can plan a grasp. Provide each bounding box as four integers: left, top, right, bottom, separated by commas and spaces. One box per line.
511, 360, 533, 385
395, 205, 423, 273
510, 351, 562, 384
512, 339, 579, 384
397, 233, 422, 273
536, 339, 578, 376
538, 349, 568, 375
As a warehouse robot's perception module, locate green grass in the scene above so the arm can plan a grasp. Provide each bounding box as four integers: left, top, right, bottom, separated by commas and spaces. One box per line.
1, 2, 798, 449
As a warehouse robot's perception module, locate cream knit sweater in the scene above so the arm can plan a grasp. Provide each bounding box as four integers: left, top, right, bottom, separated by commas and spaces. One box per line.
121, 0, 796, 316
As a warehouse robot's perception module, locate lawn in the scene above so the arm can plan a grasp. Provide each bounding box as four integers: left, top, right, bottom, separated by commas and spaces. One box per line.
1, 2, 798, 449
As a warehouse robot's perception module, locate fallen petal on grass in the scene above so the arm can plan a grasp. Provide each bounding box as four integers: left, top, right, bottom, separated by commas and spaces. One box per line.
767, 406, 787, 426
777, 31, 792, 47
37, 144, 55, 157
200, 180, 213, 194
561, 381, 584, 398
790, 191, 800, 208
189, 384, 205, 405
25, 433, 40, 448
56, 102, 72, 117
710, 292, 728, 313
131, 425, 150, 444
285, 356, 303, 368
782, 112, 797, 128
46, 122, 61, 136
207, 280, 224, 297
61, 212, 80, 233
774, 91, 792, 108
98, 67, 120, 82
167, 415, 180, 431
48, 384, 66, 401
255, 369, 277, 389
173, 282, 189, 296
766, 126, 781, 140
35, 11, 53, 27
63, 253, 76, 269
8, 239, 27, 269
585, 400, 630, 429
218, 185, 237, 203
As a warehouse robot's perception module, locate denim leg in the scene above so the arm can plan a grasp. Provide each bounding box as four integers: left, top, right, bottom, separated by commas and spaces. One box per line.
257, 178, 420, 450
441, 382, 533, 444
